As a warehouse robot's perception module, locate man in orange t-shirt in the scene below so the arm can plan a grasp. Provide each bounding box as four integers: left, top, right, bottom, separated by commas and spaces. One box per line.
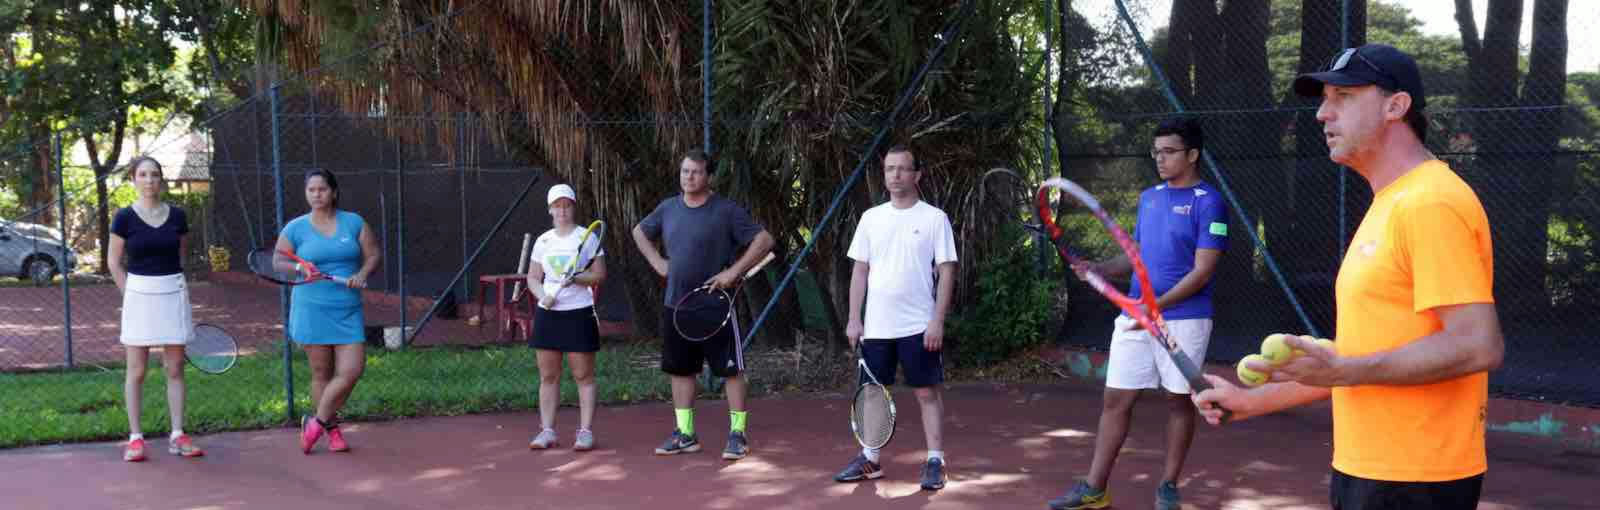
1191, 44, 1504, 510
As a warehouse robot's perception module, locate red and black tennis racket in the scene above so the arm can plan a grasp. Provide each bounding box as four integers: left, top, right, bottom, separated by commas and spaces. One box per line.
1030, 177, 1231, 422
247, 248, 349, 286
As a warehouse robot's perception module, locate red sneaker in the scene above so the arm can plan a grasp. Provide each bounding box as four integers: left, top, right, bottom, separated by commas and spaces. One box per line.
123, 439, 147, 462
300, 416, 325, 454
168, 434, 205, 457
326, 424, 350, 452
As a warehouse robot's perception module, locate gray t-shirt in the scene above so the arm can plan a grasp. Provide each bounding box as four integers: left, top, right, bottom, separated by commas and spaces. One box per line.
638, 194, 765, 306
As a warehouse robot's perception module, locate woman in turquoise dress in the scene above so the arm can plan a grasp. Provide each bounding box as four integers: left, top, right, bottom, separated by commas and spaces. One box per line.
273, 169, 381, 454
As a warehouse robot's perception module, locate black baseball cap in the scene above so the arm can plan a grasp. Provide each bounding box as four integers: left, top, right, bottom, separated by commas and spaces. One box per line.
1293, 44, 1426, 112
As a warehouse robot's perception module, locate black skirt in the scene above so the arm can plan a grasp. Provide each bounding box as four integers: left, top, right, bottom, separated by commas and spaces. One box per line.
529, 306, 601, 353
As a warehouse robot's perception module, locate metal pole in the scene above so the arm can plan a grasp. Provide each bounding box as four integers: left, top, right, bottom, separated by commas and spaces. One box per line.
458, 117, 468, 304
56, 133, 72, 369
702, 0, 713, 153
271, 85, 295, 423
397, 124, 406, 337
1337, 0, 1350, 259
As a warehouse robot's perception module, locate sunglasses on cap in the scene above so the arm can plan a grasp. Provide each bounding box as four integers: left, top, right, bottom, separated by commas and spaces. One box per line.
1324, 47, 1401, 92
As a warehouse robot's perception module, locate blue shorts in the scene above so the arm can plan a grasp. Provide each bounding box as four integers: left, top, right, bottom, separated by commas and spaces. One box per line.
859, 333, 943, 388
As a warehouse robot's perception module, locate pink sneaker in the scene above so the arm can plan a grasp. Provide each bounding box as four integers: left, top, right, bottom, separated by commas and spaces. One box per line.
168, 434, 205, 457
123, 439, 147, 462
300, 416, 325, 454
326, 424, 350, 452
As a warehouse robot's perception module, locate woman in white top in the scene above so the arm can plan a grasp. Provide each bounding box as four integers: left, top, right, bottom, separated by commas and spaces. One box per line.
107, 157, 205, 461
524, 184, 607, 451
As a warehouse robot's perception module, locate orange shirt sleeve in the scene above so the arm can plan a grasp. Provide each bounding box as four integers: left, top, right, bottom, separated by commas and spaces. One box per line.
1397, 199, 1494, 313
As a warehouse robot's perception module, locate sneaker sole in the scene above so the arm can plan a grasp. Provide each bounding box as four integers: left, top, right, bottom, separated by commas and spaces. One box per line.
529, 442, 557, 450
721, 450, 747, 460
1049, 499, 1110, 510
835, 470, 884, 482
168, 449, 204, 457
653, 444, 702, 455
573, 444, 594, 451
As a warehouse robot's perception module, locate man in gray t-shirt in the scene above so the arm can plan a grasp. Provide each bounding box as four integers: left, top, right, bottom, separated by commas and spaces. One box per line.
632, 150, 774, 461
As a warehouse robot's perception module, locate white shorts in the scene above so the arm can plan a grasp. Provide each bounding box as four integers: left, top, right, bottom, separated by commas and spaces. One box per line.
1104, 314, 1212, 394
120, 273, 193, 346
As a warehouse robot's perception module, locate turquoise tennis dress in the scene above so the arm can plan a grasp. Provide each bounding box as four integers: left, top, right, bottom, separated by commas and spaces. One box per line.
284, 211, 367, 345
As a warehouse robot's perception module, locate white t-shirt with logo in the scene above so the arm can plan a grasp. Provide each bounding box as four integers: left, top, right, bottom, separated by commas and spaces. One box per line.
846, 200, 959, 339
529, 227, 604, 311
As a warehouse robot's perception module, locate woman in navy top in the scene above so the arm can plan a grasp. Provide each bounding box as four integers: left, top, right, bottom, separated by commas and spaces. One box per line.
107, 157, 205, 461
273, 169, 381, 454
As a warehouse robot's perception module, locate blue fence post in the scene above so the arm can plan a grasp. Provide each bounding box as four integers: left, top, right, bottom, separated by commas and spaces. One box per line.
270, 86, 295, 423
56, 132, 72, 369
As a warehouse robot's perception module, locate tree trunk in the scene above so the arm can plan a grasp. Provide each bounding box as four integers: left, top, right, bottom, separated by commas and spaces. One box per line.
1288, 0, 1367, 335
1182, 0, 1275, 327
1456, 0, 1563, 321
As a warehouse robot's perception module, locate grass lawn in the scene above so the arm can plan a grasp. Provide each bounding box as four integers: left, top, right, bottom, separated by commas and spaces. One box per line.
0, 342, 677, 449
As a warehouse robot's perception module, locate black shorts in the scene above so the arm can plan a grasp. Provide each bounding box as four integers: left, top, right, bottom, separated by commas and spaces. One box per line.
659, 307, 743, 378
860, 334, 944, 388
529, 306, 601, 353
1330, 469, 1483, 510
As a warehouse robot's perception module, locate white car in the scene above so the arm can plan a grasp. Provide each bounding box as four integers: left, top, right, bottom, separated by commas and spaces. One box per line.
0, 220, 79, 284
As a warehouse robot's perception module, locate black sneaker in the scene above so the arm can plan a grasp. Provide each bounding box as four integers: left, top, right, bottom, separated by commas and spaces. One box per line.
833, 454, 884, 482
721, 430, 749, 460
652, 429, 701, 455
919, 457, 947, 491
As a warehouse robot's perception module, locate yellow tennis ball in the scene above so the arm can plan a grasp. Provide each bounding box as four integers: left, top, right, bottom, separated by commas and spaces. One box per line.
1316, 338, 1337, 354
1260, 334, 1294, 366
1237, 354, 1270, 387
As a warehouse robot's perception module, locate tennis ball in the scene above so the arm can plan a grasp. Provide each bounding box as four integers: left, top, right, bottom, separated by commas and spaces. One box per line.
1316, 338, 1337, 354
1260, 334, 1294, 366
1237, 354, 1270, 387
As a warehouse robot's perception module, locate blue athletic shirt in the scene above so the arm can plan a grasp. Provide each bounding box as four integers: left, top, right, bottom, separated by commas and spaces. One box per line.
1127, 181, 1228, 320
282, 210, 366, 307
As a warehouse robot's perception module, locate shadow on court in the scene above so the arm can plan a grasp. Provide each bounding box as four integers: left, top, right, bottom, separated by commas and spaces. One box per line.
1, 383, 1593, 509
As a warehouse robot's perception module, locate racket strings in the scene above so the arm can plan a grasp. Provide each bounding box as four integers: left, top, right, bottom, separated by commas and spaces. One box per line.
674, 290, 732, 340
248, 250, 306, 283
852, 384, 895, 448
187, 325, 236, 373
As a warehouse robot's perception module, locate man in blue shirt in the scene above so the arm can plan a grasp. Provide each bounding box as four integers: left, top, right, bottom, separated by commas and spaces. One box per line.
1050, 118, 1229, 510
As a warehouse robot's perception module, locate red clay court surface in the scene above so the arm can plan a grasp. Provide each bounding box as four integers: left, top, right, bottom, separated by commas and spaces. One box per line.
2, 383, 1594, 509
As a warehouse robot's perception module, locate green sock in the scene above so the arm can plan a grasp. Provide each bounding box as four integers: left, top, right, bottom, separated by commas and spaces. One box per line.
675, 408, 695, 436
729, 410, 748, 433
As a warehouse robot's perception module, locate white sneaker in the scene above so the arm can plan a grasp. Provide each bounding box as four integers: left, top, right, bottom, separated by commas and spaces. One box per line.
529, 428, 557, 449
573, 429, 595, 451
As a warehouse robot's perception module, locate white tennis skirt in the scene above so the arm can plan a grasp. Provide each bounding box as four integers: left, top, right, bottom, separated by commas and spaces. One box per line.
120, 273, 194, 346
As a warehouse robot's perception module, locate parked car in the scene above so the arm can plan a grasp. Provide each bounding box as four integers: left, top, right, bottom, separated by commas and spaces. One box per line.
0, 220, 79, 284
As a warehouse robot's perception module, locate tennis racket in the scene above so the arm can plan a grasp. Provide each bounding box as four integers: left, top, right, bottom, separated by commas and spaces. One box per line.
246, 248, 348, 286
672, 252, 776, 342
540, 220, 606, 309
849, 342, 897, 449
186, 323, 238, 374
1030, 177, 1232, 423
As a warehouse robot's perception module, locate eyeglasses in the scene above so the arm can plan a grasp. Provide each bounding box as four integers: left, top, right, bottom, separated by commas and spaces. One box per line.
1150, 147, 1190, 160
1325, 47, 1399, 91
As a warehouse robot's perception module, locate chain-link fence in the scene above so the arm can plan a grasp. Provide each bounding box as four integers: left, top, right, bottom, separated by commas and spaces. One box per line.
1048, 0, 1600, 407
3, 0, 1597, 448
